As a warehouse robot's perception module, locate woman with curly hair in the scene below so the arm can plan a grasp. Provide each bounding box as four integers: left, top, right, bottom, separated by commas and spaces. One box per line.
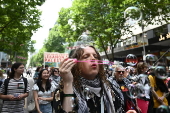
136, 62, 152, 113
53, 46, 136, 113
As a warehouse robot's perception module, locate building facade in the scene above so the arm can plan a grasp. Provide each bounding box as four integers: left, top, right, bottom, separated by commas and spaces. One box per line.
101, 24, 170, 67
0, 52, 10, 68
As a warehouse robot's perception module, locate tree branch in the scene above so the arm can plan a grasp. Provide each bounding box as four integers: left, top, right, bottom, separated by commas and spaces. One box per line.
0, 19, 14, 33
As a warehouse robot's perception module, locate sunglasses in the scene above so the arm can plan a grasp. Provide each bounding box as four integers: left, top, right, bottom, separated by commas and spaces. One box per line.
116, 71, 125, 74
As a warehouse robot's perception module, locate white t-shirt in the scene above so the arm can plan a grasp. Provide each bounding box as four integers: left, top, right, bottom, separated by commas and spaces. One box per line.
32, 84, 55, 104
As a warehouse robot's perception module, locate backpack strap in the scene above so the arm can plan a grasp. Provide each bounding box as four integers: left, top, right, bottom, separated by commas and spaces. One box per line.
4, 78, 10, 95
0, 80, 3, 87
4, 77, 28, 95
23, 77, 28, 93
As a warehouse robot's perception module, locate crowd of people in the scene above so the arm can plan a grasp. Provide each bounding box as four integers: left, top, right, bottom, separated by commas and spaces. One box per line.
0, 45, 170, 113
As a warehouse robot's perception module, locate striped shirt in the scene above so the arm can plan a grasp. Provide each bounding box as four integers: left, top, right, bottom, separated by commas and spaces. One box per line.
0, 78, 30, 113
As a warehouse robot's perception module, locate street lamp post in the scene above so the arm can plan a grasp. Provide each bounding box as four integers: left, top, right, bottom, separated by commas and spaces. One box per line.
141, 20, 146, 62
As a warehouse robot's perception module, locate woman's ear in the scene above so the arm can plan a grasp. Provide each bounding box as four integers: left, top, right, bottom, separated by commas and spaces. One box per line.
14, 68, 17, 72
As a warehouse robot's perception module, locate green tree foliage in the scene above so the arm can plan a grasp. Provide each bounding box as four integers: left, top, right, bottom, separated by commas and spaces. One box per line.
44, 25, 65, 53
30, 24, 67, 66
30, 47, 46, 67
57, 0, 170, 60
0, 0, 45, 62
57, 7, 84, 47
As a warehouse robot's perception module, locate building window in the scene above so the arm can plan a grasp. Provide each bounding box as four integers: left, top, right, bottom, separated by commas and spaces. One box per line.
123, 41, 126, 46
117, 42, 121, 47
126, 39, 131, 45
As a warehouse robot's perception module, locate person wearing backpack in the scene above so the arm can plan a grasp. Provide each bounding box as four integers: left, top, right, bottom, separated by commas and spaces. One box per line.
0, 70, 6, 112
0, 62, 30, 113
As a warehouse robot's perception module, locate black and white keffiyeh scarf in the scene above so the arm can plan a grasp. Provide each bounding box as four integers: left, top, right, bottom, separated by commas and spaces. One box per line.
73, 76, 124, 113
80, 76, 101, 88
52, 75, 61, 84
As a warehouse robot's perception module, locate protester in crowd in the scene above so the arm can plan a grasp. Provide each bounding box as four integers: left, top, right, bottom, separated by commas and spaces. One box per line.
53, 45, 136, 113
126, 66, 138, 82
26, 67, 32, 77
49, 67, 61, 112
166, 67, 170, 77
167, 77, 170, 105
0, 70, 6, 112
105, 66, 113, 79
41, 65, 44, 69
6, 65, 11, 78
50, 68, 61, 90
146, 66, 155, 113
148, 65, 169, 112
49, 67, 54, 76
108, 64, 140, 113
32, 69, 55, 113
33, 66, 42, 83
45, 65, 49, 70
0, 70, 5, 87
0, 62, 30, 113
136, 62, 153, 113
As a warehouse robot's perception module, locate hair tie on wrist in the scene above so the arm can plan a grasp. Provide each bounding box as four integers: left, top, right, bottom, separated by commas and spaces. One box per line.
63, 93, 76, 97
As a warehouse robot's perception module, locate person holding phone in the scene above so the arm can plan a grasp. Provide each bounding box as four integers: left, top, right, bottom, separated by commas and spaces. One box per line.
0, 62, 30, 113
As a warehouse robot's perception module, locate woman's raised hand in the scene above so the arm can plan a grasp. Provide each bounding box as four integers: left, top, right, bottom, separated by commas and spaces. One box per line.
59, 58, 77, 84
